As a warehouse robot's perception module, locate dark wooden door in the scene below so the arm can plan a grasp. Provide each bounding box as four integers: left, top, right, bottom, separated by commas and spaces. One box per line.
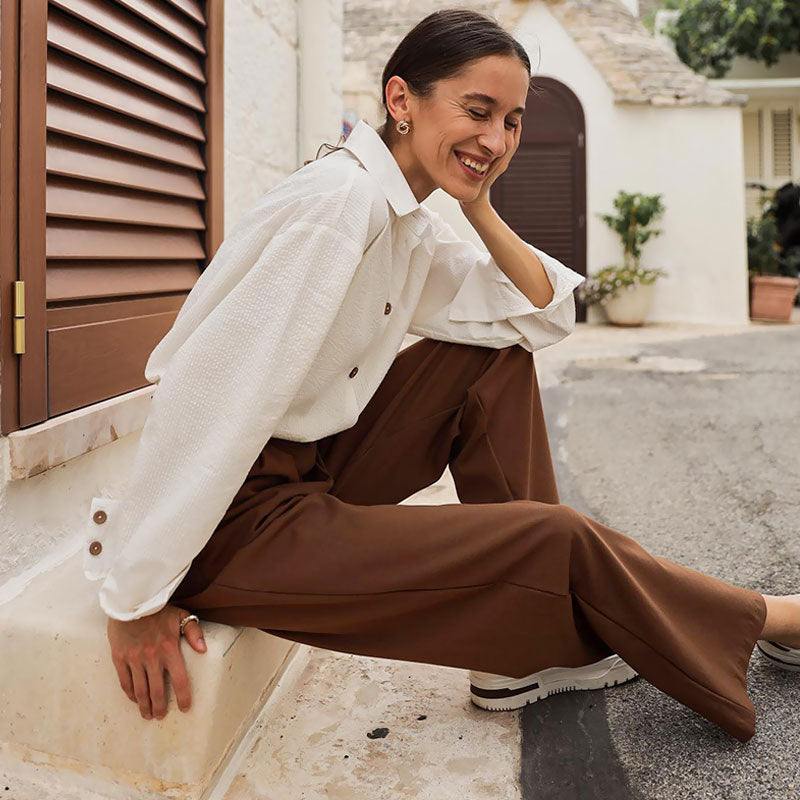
491, 77, 587, 321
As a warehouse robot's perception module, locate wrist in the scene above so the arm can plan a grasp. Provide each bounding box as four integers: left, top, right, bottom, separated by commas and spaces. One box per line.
459, 198, 494, 224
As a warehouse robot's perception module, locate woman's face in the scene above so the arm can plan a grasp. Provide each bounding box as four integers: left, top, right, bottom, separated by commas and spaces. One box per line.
387, 54, 530, 203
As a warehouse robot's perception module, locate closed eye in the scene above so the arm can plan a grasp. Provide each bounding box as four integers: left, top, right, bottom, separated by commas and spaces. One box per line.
469, 109, 519, 130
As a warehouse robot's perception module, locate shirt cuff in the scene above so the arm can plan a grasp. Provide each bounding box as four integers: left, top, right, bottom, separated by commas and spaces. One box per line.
448, 243, 585, 323
497, 244, 586, 318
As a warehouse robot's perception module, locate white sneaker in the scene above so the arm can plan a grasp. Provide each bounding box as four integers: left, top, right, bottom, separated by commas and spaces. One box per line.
469, 654, 638, 711
756, 639, 800, 672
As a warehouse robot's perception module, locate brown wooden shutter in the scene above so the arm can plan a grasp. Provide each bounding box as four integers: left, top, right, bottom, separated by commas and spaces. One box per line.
491, 77, 587, 322
1, 0, 223, 432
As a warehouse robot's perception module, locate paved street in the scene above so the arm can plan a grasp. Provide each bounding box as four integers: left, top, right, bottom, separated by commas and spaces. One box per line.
209, 320, 800, 800
531, 321, 800, 799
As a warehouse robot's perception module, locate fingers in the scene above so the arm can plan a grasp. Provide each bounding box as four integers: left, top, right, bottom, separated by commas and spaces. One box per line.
182, 618, 207, 654
130, 662, 152, 720
112, 655, 136, 704
145, 659, 169, 720
163, 647, 193, 713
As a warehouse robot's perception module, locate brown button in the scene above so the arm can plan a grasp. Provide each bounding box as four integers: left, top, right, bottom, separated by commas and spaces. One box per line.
349, 366, 358, 378
384, 302, 392, 315
89, 540, 103, 556
93, 510, 107, 524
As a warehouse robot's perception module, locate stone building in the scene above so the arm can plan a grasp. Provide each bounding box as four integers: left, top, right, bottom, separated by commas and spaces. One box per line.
344, 0, 750, 325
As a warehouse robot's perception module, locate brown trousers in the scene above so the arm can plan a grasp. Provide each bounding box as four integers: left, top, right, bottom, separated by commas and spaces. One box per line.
170, 337, 767, 743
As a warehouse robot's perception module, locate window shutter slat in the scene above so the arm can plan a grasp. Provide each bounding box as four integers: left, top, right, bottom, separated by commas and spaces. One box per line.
47, 220, 205, 259
47, 92, 205, 169
48, 294, 187, 325
48, 50, 205, 140
113, 0, 206, 55
48, 261, 202, 301
47, 133, 206, 199
165, 0, 206, 27
47, 177, 205, 229
50, 0, 206, 82
49, 8, 205, 111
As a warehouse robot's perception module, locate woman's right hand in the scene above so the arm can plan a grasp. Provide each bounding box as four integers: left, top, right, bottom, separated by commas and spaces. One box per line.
106, 603, 207, 720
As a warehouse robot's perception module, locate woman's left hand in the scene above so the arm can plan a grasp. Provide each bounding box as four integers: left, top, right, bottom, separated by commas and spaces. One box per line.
459, 119, 522, 213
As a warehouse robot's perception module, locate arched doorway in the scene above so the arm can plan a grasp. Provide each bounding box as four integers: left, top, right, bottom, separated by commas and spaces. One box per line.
491, 77, 587, 321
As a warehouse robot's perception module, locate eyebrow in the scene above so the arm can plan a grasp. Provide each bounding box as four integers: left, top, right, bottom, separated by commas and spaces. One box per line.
461, 92, 526, 115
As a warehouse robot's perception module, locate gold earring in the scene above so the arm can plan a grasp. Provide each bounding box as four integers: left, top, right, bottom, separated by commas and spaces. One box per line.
396, 119, 410, 135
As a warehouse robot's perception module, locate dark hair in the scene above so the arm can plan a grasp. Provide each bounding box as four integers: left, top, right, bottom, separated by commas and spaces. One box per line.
307, 7, 531, 164
377, 8, 531, 143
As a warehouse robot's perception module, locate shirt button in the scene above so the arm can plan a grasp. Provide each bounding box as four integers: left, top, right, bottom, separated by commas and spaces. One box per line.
349, 366, 358, 378
89, 541, 103, 556
93, 510, 107, 524
384, 302, 392, 315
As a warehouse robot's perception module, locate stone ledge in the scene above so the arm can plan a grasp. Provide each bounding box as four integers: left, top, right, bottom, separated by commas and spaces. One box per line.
7, 386, 156, 482
0, 547, 297, 799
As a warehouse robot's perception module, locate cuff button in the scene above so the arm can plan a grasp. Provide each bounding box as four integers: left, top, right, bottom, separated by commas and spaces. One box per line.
93, 510, 107, 524
89, 541, 103, 556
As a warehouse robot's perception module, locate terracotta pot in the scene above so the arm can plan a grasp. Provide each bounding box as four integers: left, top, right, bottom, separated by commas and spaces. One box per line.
749, 275, 800, 322
602, 281, 656, 327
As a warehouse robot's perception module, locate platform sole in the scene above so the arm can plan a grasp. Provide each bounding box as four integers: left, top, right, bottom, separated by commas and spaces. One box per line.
469, 655, 639, 711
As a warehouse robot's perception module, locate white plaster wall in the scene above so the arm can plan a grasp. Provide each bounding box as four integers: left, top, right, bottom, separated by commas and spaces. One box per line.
726, 53, 800, 81
0, 0, 344, 592
509, 3, 748, 325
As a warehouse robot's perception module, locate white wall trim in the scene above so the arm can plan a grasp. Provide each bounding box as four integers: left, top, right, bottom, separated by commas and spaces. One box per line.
6, 385, 154, 482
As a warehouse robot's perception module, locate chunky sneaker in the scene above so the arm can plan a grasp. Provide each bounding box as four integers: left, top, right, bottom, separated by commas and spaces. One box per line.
469, 654, 638, 711
756, 639, 800, 672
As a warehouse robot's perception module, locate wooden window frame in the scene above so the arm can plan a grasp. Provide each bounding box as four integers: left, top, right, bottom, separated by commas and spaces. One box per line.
0, 0, 224, 435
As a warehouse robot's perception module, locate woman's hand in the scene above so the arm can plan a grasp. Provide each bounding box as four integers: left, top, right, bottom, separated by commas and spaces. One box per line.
107, 603, 206, 720
459, 118, 523, 214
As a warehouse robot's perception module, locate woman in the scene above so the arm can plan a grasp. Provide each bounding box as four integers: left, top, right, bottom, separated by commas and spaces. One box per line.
94, 9, 800, 742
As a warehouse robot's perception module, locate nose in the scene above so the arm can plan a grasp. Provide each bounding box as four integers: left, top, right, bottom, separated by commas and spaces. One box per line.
476, 118, 508, 159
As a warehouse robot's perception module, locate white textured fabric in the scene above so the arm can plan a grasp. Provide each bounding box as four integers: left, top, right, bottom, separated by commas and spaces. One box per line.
85, 119, 586, 621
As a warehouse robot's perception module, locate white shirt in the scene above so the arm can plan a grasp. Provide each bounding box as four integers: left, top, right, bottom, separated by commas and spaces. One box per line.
85, 119, 586, 621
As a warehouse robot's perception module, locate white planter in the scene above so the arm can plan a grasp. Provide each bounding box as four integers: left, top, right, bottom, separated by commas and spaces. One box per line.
602, 281, 656, 326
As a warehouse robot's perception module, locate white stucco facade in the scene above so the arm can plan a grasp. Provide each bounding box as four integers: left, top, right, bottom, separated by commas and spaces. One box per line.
0, 0, 344, 597
512, 3, 749, 325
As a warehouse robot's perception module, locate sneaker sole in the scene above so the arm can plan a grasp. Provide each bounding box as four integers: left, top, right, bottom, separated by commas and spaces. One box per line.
756, 640, 800, 672
469, 655, 639, 712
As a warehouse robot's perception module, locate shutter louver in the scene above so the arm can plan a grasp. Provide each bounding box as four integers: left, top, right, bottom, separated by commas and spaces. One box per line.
500, 145, 576, 267
41, 0, 213, 419
771, 108, 793, 181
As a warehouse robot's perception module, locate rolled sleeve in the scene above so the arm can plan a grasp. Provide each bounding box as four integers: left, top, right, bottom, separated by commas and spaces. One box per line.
409, 209, 586, 352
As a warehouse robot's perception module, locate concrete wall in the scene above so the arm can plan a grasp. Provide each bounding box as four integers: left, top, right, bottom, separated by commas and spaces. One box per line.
0, 0, 344, 596
512, 3, 748, 325
726, 53, 800, 82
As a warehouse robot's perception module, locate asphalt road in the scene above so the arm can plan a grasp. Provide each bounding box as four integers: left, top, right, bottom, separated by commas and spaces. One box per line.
528, 326, 800, 800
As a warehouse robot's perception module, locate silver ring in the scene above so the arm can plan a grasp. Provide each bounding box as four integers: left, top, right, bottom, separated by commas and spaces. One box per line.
179, 614, 200, 636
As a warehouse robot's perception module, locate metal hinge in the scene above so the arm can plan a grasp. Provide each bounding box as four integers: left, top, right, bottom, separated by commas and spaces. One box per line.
13, 280, 25, 355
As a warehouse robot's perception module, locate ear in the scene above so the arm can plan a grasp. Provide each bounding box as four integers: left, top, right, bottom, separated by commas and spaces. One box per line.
385, 76, 412, 122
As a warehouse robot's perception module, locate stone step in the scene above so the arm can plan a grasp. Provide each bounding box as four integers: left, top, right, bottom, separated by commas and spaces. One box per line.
0, 546, 296, 800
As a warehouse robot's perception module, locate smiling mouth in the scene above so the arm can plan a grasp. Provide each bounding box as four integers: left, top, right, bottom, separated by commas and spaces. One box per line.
453, 150, 489, 177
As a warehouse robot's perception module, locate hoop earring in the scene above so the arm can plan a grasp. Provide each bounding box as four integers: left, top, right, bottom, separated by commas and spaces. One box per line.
396, 119, 410, 135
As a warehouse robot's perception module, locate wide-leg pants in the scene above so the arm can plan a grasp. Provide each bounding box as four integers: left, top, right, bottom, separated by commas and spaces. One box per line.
170, 337, 767, 743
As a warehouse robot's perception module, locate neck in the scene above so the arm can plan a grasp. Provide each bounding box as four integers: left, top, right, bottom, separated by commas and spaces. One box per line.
379, 124, 435, 204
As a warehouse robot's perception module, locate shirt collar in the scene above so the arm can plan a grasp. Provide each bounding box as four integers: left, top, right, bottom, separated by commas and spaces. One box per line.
341, 120, 421, 217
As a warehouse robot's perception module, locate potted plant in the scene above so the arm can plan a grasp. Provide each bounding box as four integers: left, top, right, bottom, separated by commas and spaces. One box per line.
579, 191, 668, 326
748, 199, 800, 322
